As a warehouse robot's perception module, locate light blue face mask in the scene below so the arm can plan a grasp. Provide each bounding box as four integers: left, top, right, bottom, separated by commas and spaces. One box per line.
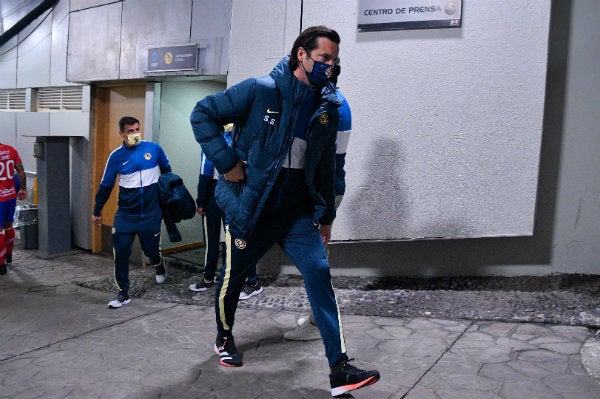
303, 56, 334, 87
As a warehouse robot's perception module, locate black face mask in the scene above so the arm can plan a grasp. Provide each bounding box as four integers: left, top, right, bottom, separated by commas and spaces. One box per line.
302, 56, 334, 87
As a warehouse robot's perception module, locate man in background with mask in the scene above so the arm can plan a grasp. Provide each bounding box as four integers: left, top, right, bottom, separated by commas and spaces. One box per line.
190, 26, 379, 397
92, 116, 171, 309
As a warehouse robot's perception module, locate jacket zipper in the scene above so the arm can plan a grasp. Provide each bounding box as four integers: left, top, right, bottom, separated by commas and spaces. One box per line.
272, 85, 307, 210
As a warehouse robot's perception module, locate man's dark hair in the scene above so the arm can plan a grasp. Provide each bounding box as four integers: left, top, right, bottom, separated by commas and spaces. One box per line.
288, 25, 340, 71
119, 116, 140, 132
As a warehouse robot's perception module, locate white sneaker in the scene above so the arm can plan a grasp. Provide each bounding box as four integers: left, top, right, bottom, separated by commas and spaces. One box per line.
107, 292, 130, 309
239, 281, 263, 300
284, 318, 321, 341
155, 261, 167, 283
189, 279, 214, 292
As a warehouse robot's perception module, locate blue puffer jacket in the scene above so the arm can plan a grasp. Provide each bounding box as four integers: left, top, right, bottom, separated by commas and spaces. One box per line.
190, 57, 340, 236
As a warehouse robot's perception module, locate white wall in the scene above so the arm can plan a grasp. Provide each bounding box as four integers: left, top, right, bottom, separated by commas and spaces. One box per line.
67, 0, 232, 82
229, 0, 551, 241
228, 0, 301, 85
258, 0, 600, 277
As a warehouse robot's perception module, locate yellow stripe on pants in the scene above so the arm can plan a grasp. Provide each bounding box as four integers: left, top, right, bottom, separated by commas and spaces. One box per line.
218, 225, 233, 331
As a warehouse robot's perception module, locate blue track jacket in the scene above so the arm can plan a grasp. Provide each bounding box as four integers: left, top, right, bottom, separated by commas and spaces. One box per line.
93, 141, 171, 221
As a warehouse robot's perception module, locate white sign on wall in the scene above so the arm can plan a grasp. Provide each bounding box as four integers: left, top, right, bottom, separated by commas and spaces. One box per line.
358, 0, 462, 31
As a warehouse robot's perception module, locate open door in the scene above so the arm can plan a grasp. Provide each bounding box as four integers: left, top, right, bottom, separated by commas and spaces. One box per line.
91, 84, 145, 254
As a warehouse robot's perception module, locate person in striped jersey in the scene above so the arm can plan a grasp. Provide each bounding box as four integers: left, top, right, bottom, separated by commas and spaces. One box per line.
92, 116, 172, 309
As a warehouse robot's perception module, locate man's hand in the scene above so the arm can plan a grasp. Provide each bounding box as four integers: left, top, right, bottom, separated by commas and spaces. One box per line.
17, 189, 26, 201
197, 207, 206, 216
92, 215, 102, 226
319, 224, 332, 246
224, 160, 247, 182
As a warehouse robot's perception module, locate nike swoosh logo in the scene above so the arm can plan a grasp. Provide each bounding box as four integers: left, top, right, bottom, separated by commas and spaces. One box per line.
266, 108, 279, 114
154, 232, 160, 237
122, 161, 129, 165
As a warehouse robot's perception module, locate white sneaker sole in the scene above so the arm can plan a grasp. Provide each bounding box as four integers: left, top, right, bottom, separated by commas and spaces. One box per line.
239, 286, 263, 300
189, 283, 209, 292
107, 298, 131, 309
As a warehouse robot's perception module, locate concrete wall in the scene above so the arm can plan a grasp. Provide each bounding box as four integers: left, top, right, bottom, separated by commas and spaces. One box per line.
549, 0, 600, 274
2, 0, 599, 276
0, 0, 43, 34
228, 0, 301, 85
229, 0, 550, 241
0, 0, 91, 249
261, 0, 600, 277
67, 0, 231, 82
64, 0, 232, 251
2, 0, 231, 251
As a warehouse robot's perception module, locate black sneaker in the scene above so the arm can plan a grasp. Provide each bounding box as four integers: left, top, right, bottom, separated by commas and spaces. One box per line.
155, 261, 167, 283
107, 292, 130, 309
5, 254, 12, 264
329, 359, 380, 397
239, 280, 263, 300
214, 335, 243, 367
189, 279, 214, 292
0, 263, 6, 275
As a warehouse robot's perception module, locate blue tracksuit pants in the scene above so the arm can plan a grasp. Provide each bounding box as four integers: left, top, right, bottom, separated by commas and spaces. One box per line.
214, 169, 348, 368
112, 212, 162, 293
202, 194, 225, 281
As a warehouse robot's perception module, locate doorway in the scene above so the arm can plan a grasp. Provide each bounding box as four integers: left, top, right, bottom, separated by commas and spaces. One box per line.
91, 84, 146, 254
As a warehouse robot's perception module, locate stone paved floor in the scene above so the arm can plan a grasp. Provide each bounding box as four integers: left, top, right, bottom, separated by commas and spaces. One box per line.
0, 248, 599, 398
82, 249, 600, 328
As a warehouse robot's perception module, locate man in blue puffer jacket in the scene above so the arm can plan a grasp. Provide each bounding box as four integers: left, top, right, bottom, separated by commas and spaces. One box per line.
190, 26, 379, 397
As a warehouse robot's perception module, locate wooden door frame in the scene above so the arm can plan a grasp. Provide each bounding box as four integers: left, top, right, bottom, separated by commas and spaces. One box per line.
91, 83, 146, 253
